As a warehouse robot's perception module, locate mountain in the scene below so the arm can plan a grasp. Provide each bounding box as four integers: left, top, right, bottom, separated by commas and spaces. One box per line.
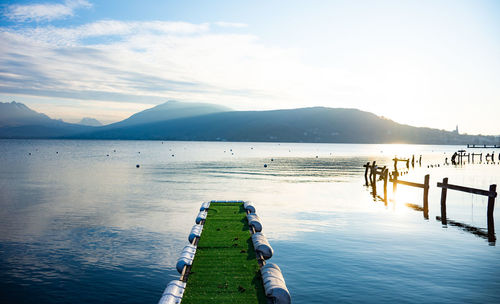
104, 100, 231, 128
1, 101, 497, 144
79, 117, 102, 126
0, 101, 52, 127
0, 101, 94, 138
68, 107, 499, 145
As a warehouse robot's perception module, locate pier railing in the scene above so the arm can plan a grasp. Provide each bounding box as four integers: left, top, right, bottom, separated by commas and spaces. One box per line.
437, 178, 497, 242
362, 156, 497, 245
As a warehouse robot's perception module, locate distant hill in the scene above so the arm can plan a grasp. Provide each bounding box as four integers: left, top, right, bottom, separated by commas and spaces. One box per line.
0, 101, 53, 127
69, 107, 499, 145
104, 100, 231, 128
1, 101, 498, 144
79, 117, 102, 126
0, 101, 94, 138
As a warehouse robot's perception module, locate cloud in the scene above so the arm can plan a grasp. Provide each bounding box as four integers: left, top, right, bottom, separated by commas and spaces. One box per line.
0, 19, 348, 110
4, 0, 92, 23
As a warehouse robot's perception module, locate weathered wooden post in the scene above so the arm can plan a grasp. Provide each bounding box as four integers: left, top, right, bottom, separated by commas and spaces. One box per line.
419, 155, 422, 166
440, 178, 448, 225
411, 155, 415, 167
392, 170, 398, 192
371, 162, 377, 197
364, 162, 370, 186
487, 184, 497, 243
393, 158, 397, 171
383, 168, 388, 202
370, 161, 376, 185
423, 174, 430, 219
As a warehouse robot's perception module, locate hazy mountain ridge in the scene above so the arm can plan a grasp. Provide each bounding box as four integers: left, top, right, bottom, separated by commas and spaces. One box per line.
103, 100, 231, 128
68, 106, 498, 145
0, 101, 94, 138
0, 101, 52, 127
79, 117, 102, 126
1, 101, 498, 144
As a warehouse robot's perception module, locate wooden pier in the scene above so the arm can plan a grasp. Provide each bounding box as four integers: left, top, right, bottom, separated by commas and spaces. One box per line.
362, 157, 497, 244
437, 179, 497, 243
467, 144, 500, 148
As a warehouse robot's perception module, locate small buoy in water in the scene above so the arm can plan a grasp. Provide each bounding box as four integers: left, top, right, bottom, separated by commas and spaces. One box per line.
28, 152, 31, 155
56, 151, 58, 154
172, 154, 174, 157
230, 149, 233, 152
316, 156, 318, 158
106, 154, 109, 157
231, 153, 234, 155
113, 150, 116, 152
271, 158, 274, 161
138, 152, 140, 154
264, 164, 268, 168
136, 164, 140, 168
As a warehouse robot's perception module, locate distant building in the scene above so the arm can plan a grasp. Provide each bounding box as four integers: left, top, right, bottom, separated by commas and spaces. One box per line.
453, 125, 459, 135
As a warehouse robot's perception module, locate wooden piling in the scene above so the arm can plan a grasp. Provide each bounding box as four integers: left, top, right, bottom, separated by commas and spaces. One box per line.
423, 174, 430, 219
383, 169, 388, 202
487, 184, 497, 243
439, 178, 448, 225
363, 162, 370, 186
371, 162, 377, 197
370, 161, 376, 185
392, 171, 398, 192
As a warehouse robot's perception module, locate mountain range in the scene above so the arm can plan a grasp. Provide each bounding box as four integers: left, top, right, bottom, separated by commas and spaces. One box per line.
0, 100, 497, 145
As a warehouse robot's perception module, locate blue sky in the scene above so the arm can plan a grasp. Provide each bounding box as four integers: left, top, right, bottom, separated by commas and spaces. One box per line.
0, 0, 499, 135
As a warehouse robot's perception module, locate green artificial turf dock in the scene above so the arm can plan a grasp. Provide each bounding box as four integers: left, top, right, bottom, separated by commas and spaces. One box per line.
181, 202, 267, 304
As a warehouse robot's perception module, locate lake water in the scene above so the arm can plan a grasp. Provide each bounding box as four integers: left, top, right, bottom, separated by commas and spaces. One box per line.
0, 140, 498, 303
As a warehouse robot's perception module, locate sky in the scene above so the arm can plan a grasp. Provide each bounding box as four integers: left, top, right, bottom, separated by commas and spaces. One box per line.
0, 0, 499, 134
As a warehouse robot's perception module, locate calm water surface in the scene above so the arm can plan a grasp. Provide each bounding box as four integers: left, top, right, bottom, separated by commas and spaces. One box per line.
0, 140, 498, 303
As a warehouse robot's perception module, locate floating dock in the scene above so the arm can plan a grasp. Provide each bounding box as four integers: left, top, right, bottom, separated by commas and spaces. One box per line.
467, 144, 500, 148
158, 201, 290, 304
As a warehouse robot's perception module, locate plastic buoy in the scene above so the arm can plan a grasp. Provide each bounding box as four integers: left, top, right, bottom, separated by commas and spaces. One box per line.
136, 164, 140, 168
244, 202, 256, 213
28, 153, 31, 155
264, 164, 268, 168
271, 158, 274, 161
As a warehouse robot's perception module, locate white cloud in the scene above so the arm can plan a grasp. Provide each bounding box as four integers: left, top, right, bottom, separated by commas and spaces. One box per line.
0, 19, 351, 113
4, 0, 92, 22
2, 18, 498, 134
